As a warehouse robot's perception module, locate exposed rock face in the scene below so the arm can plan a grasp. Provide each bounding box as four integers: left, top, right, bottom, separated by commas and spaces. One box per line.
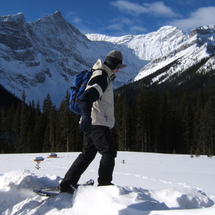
1, 11, 215, 107
134, 25, 215, 86
0, 11, 144, 106
189, 25, 215, 37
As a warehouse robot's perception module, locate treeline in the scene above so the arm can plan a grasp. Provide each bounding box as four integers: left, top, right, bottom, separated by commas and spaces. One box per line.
114, 80, 215, 156
0, 91, 82, 153
1, 80, 215, 155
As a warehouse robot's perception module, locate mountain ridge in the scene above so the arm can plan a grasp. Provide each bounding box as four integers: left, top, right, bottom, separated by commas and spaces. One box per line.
1, 11, 215, 107
86, 25, 188, 61
133, 25, 215, 85
0, 11, 144, 106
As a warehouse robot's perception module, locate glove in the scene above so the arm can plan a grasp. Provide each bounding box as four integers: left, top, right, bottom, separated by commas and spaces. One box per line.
79, 113, 92, 133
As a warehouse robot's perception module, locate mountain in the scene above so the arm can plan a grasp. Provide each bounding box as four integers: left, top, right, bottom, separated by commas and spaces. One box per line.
1, 11, 215, 107
134, 25, 215, 87
88, 25, 215, 94
87, 25, 188, 61
0, 11, 144, 107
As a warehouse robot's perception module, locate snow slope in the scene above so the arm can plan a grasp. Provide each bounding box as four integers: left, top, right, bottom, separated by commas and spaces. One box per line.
0, 152, 214, 214
1, 11, 214, 107
86, 26, 188, 61
87, 25, 215, 88
0, 12, 145, 107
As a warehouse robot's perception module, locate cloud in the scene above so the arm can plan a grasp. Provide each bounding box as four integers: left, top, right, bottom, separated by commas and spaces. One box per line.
129, 26, 147, 34
170, 7, 215, 32
108, 1, 180, 34
106, 16, 147, 34
143, 2, 180, 17
107, 16, 133, 31
107, 23, 147, 34
65, 11, 82, 24
72, 16, 82, 24
111, 1, 179, 17
107, 23, 123, 31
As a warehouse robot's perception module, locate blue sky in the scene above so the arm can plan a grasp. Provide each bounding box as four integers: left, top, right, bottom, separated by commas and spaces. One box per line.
1, 0, 215, 36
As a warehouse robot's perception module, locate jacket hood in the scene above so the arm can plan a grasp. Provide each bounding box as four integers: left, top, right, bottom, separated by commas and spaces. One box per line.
92, 59, 116, 80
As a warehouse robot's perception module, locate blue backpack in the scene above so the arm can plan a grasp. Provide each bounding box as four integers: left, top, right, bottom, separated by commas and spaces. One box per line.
69, 70, 92, 114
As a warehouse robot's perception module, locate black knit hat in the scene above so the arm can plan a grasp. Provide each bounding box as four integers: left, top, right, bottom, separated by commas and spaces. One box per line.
104, 50, 126, 70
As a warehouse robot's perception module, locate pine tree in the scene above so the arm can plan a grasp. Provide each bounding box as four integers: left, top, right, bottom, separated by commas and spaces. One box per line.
133, 84, 156, 152
32, 101, 43, 152
49, 107, 56, 152
199, 98, 215, 155
158, 91, 173, 153
26, 127, 34, 152
12, 103, 21, 134
114, 93, 124, 151
0, 107, 6, 152
56, 91, 81, 152
177, 94, 193, 154
121, 98, 131, 151
42, 94, 55, 152
193, 91, 206, 155
20, 91, 30, 152
5, 104, 16, 131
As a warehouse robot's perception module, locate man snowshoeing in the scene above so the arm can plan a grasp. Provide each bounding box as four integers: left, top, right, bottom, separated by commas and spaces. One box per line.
59, 50, 126, 193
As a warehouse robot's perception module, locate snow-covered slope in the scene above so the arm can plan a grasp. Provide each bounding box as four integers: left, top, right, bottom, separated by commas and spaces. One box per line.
0, 11, 144, 106
0, 152, 215, 214
1, 10, 215, 106
133, 25, 215, 84
87, 26, 188, 61
87, 25, 215, 89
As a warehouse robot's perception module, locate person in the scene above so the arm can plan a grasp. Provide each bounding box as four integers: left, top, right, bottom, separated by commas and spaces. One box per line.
59, 50, 126, 193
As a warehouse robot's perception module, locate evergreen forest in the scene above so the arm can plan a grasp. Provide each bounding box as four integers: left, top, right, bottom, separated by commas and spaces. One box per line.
1, 72, 215, 156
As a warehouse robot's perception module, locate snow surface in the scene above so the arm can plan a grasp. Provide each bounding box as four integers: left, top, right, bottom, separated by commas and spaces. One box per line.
0, 152, 214, 214
86, 26, 188, 61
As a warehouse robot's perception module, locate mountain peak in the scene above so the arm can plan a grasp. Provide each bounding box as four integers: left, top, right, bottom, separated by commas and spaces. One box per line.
189, 25, 215, 37
38, 10, 63, 22
0, 11, 144, 106
1, 11, 215, 107
0, 12, 29, 50
0, 12, 26, 28
0, 12, 25, 21
33, 10, 84, 40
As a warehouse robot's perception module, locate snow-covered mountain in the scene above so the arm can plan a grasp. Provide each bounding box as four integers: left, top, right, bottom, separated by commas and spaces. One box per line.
88, 25, 215, 88
0, 11, 144, 106
134, 25, 215, 85
87, 25, 188, 61
1, 10, 215, 106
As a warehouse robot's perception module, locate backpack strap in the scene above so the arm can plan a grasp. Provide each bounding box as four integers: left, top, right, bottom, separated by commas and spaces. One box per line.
90, 69, 103, 80
85, 69, 111, 98
91, 69, 115, 83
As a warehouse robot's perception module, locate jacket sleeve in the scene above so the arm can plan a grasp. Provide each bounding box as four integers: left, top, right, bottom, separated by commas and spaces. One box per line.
79, 70, 108, 115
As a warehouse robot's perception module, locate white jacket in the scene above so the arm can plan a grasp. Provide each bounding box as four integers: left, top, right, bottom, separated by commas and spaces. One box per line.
88, 59, 115, 128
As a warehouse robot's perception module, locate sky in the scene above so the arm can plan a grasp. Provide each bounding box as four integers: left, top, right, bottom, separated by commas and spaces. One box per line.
0, 0, 215, 36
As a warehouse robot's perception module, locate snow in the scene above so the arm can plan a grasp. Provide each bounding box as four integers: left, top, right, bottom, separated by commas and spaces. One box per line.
0, 152, 214, 214
133, 30, 215, 84
0, 12, 146, 107
1, 13, 215, 107
86, 26, 188, 61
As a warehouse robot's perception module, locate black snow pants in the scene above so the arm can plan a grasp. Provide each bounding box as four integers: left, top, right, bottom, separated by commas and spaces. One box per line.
60, 125, 117, 189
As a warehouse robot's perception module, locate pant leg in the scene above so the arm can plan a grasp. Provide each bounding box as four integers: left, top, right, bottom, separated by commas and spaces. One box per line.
60, 134, 97, 190
90, 126, 117, 185
98, 153, 115, 185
